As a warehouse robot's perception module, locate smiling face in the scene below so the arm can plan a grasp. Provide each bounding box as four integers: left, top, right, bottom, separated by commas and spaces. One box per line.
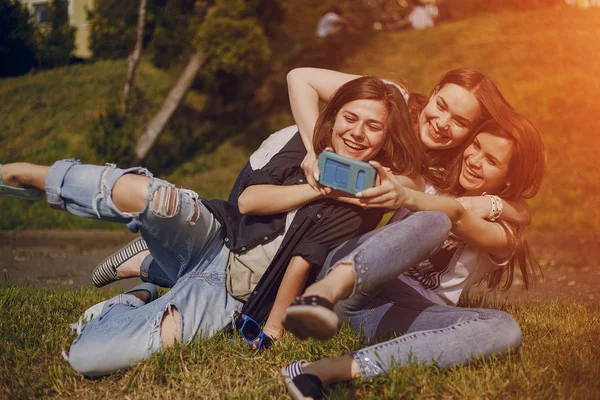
418, 83, 482, 150
459, 131, 513, 195
330, 99, 388, 161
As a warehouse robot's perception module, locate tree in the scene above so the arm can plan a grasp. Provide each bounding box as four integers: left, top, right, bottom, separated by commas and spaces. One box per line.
88, 0, 140, 59
121, 0, 147, 116
132, 0, 285, 164
132, 52, 204, 165
0, 0, 37, 77
148, 0, 200, 69
36, 0, 75, 69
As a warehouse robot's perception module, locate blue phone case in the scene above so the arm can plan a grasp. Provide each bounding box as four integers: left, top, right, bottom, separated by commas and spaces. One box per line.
318, 151, 376, 195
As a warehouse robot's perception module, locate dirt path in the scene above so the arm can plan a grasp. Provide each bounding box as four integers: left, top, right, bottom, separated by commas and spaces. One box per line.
470, 232, 600, 304
1, 230, 599, 302
0, 230, 144, 292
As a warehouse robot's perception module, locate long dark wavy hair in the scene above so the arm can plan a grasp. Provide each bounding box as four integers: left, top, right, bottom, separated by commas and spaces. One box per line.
453, 118, 546, 291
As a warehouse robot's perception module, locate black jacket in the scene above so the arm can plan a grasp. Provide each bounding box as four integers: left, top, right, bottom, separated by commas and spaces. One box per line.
204, 133, 385, 324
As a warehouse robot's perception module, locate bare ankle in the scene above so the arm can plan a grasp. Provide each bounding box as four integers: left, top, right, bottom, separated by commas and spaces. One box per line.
116, 250, 148, 278
303, 262, 355, 304
303, 355, 357, 386
302, 282, 337, 304
302, 362, 320, 379
302, 361, 331, 386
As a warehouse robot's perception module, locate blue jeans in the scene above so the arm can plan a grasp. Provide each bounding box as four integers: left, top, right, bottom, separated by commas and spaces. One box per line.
45, 160, 243, 376
139, 161, 253, 288
320, 211, 522, 378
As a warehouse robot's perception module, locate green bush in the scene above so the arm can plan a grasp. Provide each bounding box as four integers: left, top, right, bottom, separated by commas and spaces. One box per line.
88, 0, 206, 66
147, 0, 201, 69
0, 0, 37, 77
192, 0, 287, 116
148, 25, 189, 69
195, 18, 270, 78
88, 103, 135, 165
35, 0, 75, 69
88, 0, 140, 59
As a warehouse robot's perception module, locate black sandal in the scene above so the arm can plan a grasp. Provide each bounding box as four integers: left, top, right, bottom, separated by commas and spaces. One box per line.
282, 295, 340, 341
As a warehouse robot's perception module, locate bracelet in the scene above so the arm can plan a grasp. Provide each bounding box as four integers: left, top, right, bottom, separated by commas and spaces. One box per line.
484, 194, 503, 221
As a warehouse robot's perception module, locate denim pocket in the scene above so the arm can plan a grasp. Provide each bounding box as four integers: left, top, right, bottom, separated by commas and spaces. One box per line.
183, 272, 226, 286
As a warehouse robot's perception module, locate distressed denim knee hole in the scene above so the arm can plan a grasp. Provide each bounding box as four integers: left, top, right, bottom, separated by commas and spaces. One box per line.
150, 186, 180, 218
190, 202, 200, 224
160, 304, 181, 349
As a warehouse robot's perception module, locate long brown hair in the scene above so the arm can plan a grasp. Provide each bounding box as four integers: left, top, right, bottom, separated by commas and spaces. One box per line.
460, 118, 546, 291
446, 118, 546, 200
313, 76, 424, 176
407, 69, 517, 192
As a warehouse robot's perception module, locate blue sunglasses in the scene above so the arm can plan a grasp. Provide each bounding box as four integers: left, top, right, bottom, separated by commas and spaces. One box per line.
240, 315, 271, 351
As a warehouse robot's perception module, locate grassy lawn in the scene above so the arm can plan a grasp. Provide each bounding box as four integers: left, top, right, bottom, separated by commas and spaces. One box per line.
1, 284, 599, 399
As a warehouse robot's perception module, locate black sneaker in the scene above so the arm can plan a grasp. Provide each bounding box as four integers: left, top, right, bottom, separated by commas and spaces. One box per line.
281, 361, 324, 400
282, 295, 340, 341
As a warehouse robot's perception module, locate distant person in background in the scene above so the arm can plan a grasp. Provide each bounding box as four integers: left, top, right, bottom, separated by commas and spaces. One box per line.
384, 0, 439, 31
565, 0, 600, 7
316, 7, 353, 38
408, 0, 439, 29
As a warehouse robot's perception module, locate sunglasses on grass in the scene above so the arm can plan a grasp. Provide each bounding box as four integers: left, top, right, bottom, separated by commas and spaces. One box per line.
240, 315, 272, 352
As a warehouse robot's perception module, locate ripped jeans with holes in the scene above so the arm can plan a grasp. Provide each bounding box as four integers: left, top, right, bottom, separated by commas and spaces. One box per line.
44, 159, 242, 377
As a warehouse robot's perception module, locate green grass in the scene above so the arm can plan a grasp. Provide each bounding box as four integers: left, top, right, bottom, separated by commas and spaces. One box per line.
1, 284, 599, 399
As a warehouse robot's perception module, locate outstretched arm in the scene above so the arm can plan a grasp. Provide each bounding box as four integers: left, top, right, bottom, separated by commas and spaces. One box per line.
456, 196, 532, 226
238, 184, 322, 215
356, 162, 512, 258
402, 190, 512, 258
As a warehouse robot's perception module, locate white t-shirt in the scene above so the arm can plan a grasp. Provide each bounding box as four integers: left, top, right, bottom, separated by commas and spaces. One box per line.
316, 12, 345, 38
407, 5, 438, 30
249, 125, 298, 170
398, 186, 509, 305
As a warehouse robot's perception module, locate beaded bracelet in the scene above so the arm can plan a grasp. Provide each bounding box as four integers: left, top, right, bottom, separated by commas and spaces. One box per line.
484, 194, 503, 221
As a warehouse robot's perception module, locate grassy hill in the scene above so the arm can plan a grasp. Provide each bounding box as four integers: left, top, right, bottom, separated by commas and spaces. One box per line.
0, 61, 283, 230
1, 4, 599, 232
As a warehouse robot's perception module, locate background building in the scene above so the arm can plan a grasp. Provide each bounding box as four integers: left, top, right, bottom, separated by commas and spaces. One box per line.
20, 0, 95, 58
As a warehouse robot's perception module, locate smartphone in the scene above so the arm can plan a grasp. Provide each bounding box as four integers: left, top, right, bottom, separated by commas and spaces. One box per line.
318, 151, 376, 195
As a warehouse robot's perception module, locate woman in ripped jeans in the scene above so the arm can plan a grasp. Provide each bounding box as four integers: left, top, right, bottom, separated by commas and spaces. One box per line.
0, 76, 424, 377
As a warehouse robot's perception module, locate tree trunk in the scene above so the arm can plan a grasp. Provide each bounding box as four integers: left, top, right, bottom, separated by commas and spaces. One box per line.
121, 0, 147, 116
131, 52, 204, 165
